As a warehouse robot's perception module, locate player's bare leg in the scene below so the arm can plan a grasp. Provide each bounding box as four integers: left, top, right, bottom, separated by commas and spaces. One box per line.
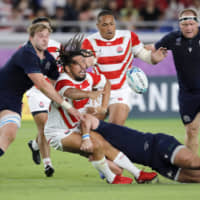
28, 112, 54, 177
61, 132, 132, 184
184, 112, 200, 155
178, 169, 200, 183
0, 110, 20, 153
173, 147, 200, 169
108, 103, 129, 125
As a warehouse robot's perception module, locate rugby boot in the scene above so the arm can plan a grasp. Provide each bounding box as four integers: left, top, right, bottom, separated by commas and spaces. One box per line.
136, 171, 158, 184
45, 165, 55, 177
111, 175, 133, 184
28, 140, 41, 164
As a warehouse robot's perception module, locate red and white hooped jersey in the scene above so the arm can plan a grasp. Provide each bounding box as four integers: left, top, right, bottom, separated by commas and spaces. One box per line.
82, 30, 144, 90
45, 72, 106, 131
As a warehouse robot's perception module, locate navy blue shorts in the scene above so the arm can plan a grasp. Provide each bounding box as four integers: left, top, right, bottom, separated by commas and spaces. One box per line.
0, 96, 22, 115
151, 134, 182, 180
95, 121, 182, 181
179, 90, 200, 124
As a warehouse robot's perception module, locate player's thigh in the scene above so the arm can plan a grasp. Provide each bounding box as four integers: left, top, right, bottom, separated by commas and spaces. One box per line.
33, 112, 48, 130
178, 168, 200, 182
185, 112, 200, 133
108, 103, 129, 125
61, 132, 83, 153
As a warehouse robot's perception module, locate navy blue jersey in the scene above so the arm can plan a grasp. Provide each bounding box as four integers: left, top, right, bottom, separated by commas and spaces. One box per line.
94, 120, 182, 180
155, 28, 200, 92
0, 41, 59, 114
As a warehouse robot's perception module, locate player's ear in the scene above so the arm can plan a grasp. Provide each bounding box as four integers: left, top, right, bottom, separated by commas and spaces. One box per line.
64, 65, 70, 73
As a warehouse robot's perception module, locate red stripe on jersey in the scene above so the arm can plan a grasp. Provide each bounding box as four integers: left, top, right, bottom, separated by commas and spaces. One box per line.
111, 73, 126, 90
81, 39, 96, 57
95, 37, 123, 46
72, 98, 89, 109
96, 52, 132, 79
47, 47, 58, 53
97, 40, 131, 64
58, 107, 78, 129
131, 32, 140, 47
88, 72, 101, 86
55, 79, 90, 91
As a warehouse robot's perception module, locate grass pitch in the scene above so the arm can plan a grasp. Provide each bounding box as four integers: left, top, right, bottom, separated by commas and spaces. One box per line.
0, 118, 200, 200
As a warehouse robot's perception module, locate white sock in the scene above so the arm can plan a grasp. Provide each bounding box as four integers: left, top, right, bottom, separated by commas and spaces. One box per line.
113, 152, 141, 178
92, 157, 115, 183
32, 140, 39, 151
43, 158, 52, 168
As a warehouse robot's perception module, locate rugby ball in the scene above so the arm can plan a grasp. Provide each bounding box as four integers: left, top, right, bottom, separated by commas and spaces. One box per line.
127, 67, 148, 94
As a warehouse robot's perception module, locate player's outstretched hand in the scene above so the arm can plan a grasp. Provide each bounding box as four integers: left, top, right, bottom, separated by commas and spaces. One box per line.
80, 138, 93, 153
89, 90, 104, 105
67, 107, 82, 121
151, 47, 167, 64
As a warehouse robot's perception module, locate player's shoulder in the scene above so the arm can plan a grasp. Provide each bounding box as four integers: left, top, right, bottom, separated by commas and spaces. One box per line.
85, 32, 101, 41
48, 39, 61, 48
116, 30, 131, 36
57, 72, 70, 81
163, 30, 181, 41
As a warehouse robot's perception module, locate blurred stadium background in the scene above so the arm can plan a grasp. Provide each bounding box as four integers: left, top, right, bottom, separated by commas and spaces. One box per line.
1, 0, 199, 119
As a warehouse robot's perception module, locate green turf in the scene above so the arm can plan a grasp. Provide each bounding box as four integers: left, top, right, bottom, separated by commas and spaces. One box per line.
0, 118, 200, 200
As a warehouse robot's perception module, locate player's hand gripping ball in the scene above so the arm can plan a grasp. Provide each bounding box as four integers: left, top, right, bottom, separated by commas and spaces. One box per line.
127, 67, 148, 94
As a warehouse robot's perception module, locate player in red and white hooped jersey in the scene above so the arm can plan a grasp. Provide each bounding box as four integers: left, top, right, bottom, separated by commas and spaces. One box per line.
44, 36, 135, 184
82, 10, 167, 125
26, 17, 61, 177
44, 36, 158, 184
45, 70, 108, 134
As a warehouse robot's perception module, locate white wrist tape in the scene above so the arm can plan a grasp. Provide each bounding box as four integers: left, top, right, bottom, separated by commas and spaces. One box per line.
61, 100, 72, 110
136, 48, 153, 64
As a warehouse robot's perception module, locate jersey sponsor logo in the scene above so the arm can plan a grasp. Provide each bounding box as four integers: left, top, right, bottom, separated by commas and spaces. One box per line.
45, 61, 51, 70
175, 37, 181, 46
188, 47, 192, 53
144, 141, 149, 151
183, 115, 191, 123
117, 46, 123, 53
167, 170, 173, 178
117, 97, 123, 101
39, 101, 45, 108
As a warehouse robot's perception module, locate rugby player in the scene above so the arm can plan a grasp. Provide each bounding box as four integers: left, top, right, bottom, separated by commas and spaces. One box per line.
0, 23, 81, 163
26, 17, 61, 177
44, 35, 158, 184
147, 8, 200, 155
81, 10, 167, 125
82, 113, 200, 183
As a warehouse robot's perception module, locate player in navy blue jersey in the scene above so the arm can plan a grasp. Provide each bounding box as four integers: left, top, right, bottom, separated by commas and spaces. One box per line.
81, 114, 200, 183
0, 23, 81, 159
146, 8, 200, 155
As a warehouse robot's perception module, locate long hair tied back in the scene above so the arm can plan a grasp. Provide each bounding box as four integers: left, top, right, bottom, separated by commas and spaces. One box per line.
58, 34, 94, 66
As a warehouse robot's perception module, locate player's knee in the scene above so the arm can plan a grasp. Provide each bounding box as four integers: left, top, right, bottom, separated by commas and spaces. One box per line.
0, 114, 21, 129
186, 124, 199, 137
92, 139, 102, 153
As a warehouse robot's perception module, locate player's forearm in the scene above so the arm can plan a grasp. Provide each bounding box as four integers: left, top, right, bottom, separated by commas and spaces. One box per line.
101, 80, 111, 111
39, 79, 64, 104
64, 88, 90, 100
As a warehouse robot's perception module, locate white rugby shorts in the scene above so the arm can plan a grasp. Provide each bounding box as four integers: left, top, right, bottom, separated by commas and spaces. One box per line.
26, 87, 51, 113
45, 129, 73, 151
109, 84, 133, 110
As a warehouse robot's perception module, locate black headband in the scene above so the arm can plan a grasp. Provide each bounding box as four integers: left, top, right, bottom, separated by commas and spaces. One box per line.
179, 16, 198, 22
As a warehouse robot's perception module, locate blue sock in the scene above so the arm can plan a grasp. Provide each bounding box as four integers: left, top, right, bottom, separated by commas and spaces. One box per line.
0, 148, 5, 157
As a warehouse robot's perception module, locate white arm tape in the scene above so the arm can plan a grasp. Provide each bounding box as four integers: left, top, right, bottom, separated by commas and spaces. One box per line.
136, 47, 153, 64
61, 100, 72, 110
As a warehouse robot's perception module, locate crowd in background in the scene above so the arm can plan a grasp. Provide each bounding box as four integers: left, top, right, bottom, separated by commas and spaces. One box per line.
0, 0, 200, 32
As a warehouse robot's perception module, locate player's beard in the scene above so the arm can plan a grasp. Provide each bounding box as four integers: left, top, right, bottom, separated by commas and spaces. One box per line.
74, 73, 86, 81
